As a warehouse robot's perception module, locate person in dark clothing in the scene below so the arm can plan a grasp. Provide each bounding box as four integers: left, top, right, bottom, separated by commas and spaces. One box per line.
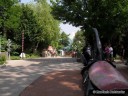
82, 46, 91, 64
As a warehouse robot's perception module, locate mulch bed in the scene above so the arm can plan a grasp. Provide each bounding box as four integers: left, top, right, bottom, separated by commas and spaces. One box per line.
19, 70, 84, 96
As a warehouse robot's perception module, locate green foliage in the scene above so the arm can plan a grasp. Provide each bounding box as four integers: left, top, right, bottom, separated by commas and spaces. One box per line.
5, 4, 21, 30
58, 32, 70, 49
0, 0, 61, 56
11, 53, 40, 60
25, 53, 40, 59
30, 0, 60, 49
0, 36, 8, 52
51, 0, 128, 56
11, 56, 20, 60
0, 55, 6, 65
11, 51, 19, 56
72, 30, 85, 51
0, 0, 21, 37
50, 1, 84, 29
18, 4, 40, 52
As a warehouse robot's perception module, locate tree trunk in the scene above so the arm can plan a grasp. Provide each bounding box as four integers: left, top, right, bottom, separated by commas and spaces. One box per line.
33, 42, 39, 53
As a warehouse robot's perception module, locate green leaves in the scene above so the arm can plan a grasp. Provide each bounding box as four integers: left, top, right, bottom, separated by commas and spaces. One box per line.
72, 30, 85, 51
0, 0, 61, 54
30, 0, 60, 48
59, 32, 70, 49
51, 0, 128, 47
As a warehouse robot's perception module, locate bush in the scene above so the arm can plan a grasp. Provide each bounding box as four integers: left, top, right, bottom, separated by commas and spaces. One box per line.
11, 56, 20, 60
11, 52, 20, 56
10, 53, 40, 60
26, 53, 40, 59
0, 55, 6, 65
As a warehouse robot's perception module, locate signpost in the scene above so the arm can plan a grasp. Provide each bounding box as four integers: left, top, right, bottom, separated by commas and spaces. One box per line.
22, 31, 24, 54
20, 30, 25, 59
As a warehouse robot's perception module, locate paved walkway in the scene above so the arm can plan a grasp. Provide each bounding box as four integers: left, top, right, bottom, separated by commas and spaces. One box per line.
0, 58, 128, 96
0, 57, 83, 96
19, 60, 128, 96
19, 70, 84, 96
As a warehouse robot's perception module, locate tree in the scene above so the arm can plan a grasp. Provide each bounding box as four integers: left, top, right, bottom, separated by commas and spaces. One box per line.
51, 0, 128, 56
72, 30, 85, 51
12, 1, 61, 53
0, 0, 61, 56
0, 0, 20, 37
10, 4, 40, 53
0, 0, 21, 53
58, 32, 70, 49
30, 0, 60, 49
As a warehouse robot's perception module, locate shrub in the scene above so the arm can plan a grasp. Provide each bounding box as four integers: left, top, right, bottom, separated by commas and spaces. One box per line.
0, 55, 6, 65
11, 52, 20, 56
26, 53, 40, 59
11, 56, 20, 60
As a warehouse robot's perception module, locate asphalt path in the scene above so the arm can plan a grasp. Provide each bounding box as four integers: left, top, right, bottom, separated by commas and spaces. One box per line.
0, 57, 83, 96
0, 57, 128, 96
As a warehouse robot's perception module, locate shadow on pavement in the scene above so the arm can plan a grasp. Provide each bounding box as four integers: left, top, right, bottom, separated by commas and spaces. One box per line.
25, 57, 77, 64
19, 70, 84, 96
1, 58, 128, 96
0, 57, 83, 96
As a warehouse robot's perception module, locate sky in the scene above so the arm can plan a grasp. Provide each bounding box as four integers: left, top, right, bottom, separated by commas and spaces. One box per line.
59, 23, 80, 40
21, 0, 80, 40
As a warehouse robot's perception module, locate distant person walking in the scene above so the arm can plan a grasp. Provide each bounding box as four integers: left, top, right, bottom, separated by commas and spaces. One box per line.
82, 46, 91, 63
109, 44, 113, 61
86, 45, 91, 57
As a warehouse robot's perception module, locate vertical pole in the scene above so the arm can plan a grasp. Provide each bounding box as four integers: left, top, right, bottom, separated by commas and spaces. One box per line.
8, 44, 10, 60
7, 39, 11, 60
22, 30, 24, 59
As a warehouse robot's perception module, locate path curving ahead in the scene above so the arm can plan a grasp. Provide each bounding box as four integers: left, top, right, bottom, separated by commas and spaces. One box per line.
0, 57, 83, 96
